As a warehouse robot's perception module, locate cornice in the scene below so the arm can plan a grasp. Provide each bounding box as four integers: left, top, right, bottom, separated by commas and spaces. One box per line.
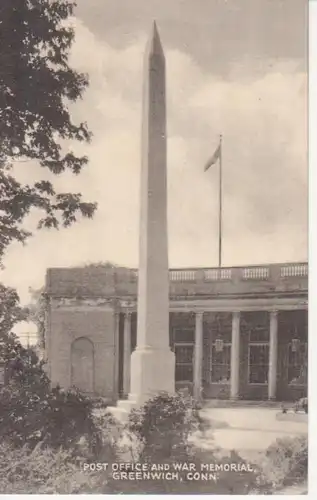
50, 297, 117, 308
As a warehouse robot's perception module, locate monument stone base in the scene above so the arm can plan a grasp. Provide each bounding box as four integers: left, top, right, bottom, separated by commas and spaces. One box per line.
129, 346, 175, 402
108, 347, 175, 422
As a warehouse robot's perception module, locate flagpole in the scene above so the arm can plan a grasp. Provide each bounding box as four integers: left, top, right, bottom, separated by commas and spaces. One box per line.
218, 134, 222, 268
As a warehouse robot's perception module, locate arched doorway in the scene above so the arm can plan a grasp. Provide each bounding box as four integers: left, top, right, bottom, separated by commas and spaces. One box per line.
71, 337, 94, 393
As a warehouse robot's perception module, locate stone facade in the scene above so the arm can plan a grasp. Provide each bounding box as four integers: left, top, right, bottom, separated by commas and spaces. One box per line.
45, 262, 308, 402
46, 296, 119, 400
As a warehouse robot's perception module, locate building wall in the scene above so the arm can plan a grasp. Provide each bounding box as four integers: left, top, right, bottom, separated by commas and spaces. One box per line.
47, 305, 308, 402
45, 264, 308, 402
48, 303, 118, 401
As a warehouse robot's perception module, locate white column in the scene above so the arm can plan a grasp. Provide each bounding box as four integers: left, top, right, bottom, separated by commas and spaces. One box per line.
230, 311, 240, 399
123, 312, 132, 396
194, 312, 203, 400
113, 311, 120, 398
268, 310, 278, 400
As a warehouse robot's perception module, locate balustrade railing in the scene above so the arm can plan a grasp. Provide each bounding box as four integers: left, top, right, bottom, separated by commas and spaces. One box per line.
169, 270, 196, 281
124, 262, 308, 285
280, 264, 308, 278
47, 262, 308, 297
242, 267, 269, 280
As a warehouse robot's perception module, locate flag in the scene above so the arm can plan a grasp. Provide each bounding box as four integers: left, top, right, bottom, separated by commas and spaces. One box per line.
204, 141, 221, 171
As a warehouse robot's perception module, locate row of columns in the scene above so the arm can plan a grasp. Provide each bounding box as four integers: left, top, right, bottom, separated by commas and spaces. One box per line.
193, 310, 279, 400
121, 310, 279, 400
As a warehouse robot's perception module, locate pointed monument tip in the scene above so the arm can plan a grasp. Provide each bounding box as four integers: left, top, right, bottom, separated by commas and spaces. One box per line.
146, 20, 164, 57
152, 20, 159, 36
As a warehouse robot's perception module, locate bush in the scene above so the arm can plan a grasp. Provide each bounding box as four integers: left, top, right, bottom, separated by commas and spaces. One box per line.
126, 392, 200, 461
257, 435, 308, 490
0, 442, 104, 494
101, 447, 268, 495
91, 410, 122, 463
0, 387, 308, 495
0, 384, 103, 457
111, 392, 269, 495
296, 397, 308, 414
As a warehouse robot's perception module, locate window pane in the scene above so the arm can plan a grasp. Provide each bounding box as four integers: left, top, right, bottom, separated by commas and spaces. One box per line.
287, 342, 307, 385
211, 345, 231, 383
214, 313, 232, 342
249, 328, 269, 343
249, 365, 268, 384
211, 364, 230, 383
212, 345, 231, 364
175, 364, 193, 382
175, 345, 193, 364
204, 313, 232, 343
241, 312, 269, 342
248, 344, 269, 384
174, 328, 195, 343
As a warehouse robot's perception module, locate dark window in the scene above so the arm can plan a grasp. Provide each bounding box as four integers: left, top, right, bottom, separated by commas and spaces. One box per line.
249, 327, 269, 343
242, 312, 269, 342
213, 313, 232, 342
173, 328, 195, 343
211, 344, 231, 384
175, 345, 193, 363
248, 344, 269, 384
174, 344, 193, 382
287, 342, 308, 385
175, 364, 193, 382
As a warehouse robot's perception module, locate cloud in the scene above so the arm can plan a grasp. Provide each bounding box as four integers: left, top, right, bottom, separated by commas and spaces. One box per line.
1, 20, 307, 304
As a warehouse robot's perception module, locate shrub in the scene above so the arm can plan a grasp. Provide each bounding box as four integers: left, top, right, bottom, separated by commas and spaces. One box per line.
91, 410, 122, 462
0, 442, 104, 494
296, 397, 308, 414
101, 447, 268, 495
0, 384, 103, 457
258, 435, 308, 489
126, 392, 200, 461
113, 392, 269, 494
91, 396, 110, 409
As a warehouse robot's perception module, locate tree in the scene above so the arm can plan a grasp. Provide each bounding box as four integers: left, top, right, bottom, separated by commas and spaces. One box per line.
0, 283, 43, 383
0, 288, 103, 456
27, 287, 46, 348
0, 0, 97, 263
0, 284, 28, 336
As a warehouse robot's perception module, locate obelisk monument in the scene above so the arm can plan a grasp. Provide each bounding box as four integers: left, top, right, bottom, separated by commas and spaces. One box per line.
128, 22, 175, 404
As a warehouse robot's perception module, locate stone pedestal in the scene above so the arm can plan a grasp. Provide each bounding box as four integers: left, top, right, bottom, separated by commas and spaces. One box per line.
129, 347, 175, 404
112, 349, 174, 419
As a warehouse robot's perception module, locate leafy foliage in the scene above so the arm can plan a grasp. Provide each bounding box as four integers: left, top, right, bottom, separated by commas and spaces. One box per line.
0, 284, 28, 336
83, 261, 122, 269
0, 283, 46, 390
0, 387, 308, 494
0, 0, 97, 263
105, 393, 271, 494
0, 306, 103, 458
127, 392, 200, 462
0, 382, 103, 456
257, 435, 308, 490
26, 287, 46, 348
0, 442, 104, 494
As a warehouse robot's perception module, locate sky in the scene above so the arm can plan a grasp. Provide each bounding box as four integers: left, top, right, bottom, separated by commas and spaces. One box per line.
1, 0, 308, 312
